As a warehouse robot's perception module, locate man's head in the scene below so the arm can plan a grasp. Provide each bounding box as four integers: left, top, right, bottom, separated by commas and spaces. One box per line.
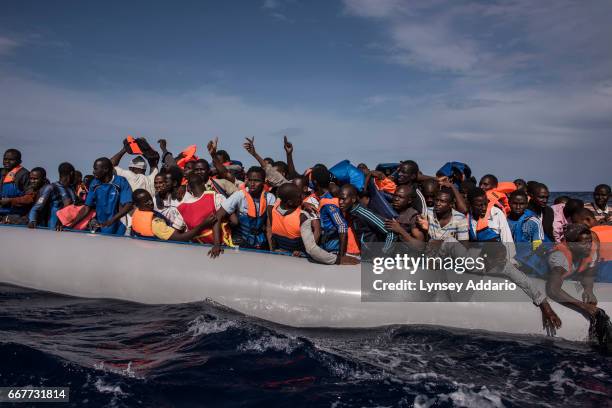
187, 173, 207, 196
563, 198, 584, 220
29, 167, 46, 190
434, 188, 454, 217
273, 161, 289, 179
357, 163, 369, 174
391, 184, 415, 212
192, 159, 210, 182
571, 208, 597, 228
132, 188, 154, 211
183, 160, 196, 178
467, 187, 488, 219
593, 184, 611, 209
421, 179, 439, 208
277, 183, 301, 210
58, 162, 75, 185
74, 170, 83, 186
292, 175, 310, 200
509, 190, 529, 217
528, 182, 549, 208
311, 165, 331, 191
513, 178, 527, 192
396, 160, 419, 185
154, 173, 169, 196
263, 157, 274, 167
129, 156, 147, 175
93, 157, 113, 181
338, 184, 359, 212
215, 149, 231, 163
246, 166, 266, 195
564, 223, 593, 258
165, 165, 183, 191
479, 174, 498, 191
3, 149, 21, 171
553, 195, 570, 205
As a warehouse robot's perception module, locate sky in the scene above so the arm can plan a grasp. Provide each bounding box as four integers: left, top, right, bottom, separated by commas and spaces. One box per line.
0, 0, 611, 190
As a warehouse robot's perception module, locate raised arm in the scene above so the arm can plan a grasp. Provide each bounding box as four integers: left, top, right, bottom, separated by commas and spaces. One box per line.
110, 146, 127, 167
284, 136, 299, 179
243, 137, 267, 168
208, 137, 236, 183
158, 139, 176, 168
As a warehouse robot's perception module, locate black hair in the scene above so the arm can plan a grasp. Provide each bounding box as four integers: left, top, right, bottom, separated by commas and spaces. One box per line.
595, 184, 611, 194
341, 183, 359, 198
460, 180, 476, 194
263, 157, 274, 164
526, 181, 541, 195
564, 223, 590, 242
58, 162, 75, 177
311, 165, 331, 189
479, 174, 498, 186
187, 173, 205, 190
563, 198, 584, 219
246, 166, 266, 179
514, 178, 526, 185
4, 148, 21, 161
553, 195, 570, 205
467, 187, 486, 203
166, 165, 184, 185
509, 190, 528, 201
277, 183, 300, 203
94, 157, 113, 170
216, 150, 230, 162
400, 160, 419, 175
273, 161, 289, 175
194, 158, 210, 169
132, 188, 150, 203
31, 166, 46, 179
438, 186, 455, 201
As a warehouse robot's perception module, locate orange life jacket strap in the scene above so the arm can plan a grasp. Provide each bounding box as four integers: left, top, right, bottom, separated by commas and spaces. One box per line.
3, 165, 23, 183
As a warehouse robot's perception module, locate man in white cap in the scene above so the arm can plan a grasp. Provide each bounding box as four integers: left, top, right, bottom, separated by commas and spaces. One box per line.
110, 147, 158, 197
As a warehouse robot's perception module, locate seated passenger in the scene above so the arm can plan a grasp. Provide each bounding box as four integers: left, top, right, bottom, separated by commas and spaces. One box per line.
384, 184, 427, 248
527, 182, 555, 241
65, 158, 133, 235
1, 167, 47, 224
216, 166, 276, 249
131, 189, 218, 244
467, 187, 514, 243
177, 174, 226, 257
339, 184, 396, 254
426, 188, 469, 243
267, 183, 307, 254
552, 198, 583, 242
28, 162, 77, 229
153, 170, 185, 230
0, 149, 30, 217
584, 184, 611, 225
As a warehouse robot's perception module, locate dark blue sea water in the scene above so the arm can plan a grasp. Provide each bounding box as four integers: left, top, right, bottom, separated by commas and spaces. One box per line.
1, 283, 611, 408
1, 191, 610, 408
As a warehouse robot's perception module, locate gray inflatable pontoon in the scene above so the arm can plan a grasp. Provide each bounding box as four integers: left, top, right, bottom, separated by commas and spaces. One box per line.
1, 226, 610, 342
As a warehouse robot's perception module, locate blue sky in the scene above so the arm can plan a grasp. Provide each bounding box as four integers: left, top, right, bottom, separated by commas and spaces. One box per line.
1, 0, 611, 190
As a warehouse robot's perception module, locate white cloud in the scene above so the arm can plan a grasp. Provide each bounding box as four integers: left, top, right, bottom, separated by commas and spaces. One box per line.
262, 0, 279, 9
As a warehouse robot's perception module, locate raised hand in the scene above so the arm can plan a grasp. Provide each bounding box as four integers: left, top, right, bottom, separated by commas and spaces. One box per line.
157, 139, 167, 151
207, 137, 219, 156
243, 137, 256, 155
283, 135, 293, 154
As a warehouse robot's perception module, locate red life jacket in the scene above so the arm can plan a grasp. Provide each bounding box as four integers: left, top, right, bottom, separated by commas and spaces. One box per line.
178, 191, 216, 244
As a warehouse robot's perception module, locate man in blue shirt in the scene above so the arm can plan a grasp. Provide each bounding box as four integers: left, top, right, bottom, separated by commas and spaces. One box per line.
66, 157, 133, 235
28, 162, 77, 229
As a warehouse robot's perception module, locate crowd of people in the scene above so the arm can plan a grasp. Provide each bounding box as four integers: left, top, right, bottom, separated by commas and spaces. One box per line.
1, 136, 611, 339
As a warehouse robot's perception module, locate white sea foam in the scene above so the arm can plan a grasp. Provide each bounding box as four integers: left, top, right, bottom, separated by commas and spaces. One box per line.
187, 315, 236, 336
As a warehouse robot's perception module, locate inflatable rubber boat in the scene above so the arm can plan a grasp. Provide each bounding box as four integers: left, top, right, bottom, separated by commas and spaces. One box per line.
1, 225, 610, 342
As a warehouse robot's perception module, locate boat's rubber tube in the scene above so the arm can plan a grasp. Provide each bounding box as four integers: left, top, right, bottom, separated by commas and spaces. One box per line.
1, 226, 610, 342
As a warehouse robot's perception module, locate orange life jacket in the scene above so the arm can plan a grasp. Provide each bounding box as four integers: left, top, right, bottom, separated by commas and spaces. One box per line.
271, 201, 301, 239
485, 189, 510, 217
318, 196, 360, 255
241, 185, 267, 217
592, 225, 612, 261
3, 165, 23, 183
177, 145, 198, 169
56, 204, 96, 230
554, 241, 597, 278
131, 209, 155, 237
495, 182, 517, 195
374, 177, 397, 194
125, 135, 143, 155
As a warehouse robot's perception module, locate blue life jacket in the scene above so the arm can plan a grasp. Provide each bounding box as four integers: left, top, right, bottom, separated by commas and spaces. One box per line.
508, 209, 552, 276
238, 190, 270, 249
329, 160, 366, 191
0, 167, 28, 216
